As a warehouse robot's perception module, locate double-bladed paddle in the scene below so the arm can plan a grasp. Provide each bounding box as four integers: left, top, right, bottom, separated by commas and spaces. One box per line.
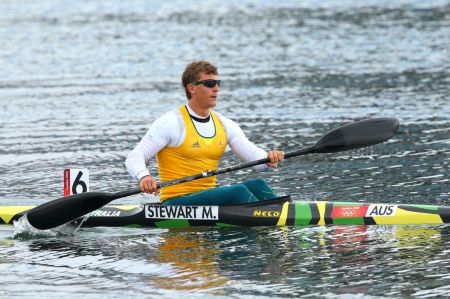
26, 117, 399, 230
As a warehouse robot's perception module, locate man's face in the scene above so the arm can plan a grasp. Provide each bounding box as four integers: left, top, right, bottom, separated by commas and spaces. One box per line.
189, 72, 220, 109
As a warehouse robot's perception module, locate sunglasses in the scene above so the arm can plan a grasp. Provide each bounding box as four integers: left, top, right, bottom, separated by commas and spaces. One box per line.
191, 79, 221, 88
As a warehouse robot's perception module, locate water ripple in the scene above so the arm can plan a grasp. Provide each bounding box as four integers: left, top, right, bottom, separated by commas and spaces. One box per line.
1, 0, 449, 297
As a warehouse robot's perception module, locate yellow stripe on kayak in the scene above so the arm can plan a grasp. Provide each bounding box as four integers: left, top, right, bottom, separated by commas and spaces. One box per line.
276, 202, 289, 226
110, 205, 140, 211
317, 201, 326, 225
372, 208, 443, 225
0, 206, 34, 224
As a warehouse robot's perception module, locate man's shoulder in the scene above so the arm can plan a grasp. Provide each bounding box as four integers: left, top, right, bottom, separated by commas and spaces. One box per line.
148, 107, 183, 133
211, 110, 243, 135
155, 107, 182, 122
211, 110, 233, 124
147, 107, 185, 143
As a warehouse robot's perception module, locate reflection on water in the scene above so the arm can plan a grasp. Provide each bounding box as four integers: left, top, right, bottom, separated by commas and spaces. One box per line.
1, 224, 449, 297
154, 229, 229, 292
0, 0, 449, 297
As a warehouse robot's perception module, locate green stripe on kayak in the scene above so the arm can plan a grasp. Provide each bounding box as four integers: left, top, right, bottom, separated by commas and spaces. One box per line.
409, 204, 439, 211
333, 217, 365, 225
216, 223, 239, 228
294, 202, 312, 226
155, 219, 190, 228
333, 202, 363, 206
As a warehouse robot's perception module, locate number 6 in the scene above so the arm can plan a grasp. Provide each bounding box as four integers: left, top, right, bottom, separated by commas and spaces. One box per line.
72, 171, 88, 194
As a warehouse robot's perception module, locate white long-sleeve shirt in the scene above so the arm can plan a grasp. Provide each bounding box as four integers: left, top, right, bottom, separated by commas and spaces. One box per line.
125, 105, 269, 181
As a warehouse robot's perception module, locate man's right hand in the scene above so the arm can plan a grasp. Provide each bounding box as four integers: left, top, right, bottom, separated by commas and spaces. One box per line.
139, 175, 160, 194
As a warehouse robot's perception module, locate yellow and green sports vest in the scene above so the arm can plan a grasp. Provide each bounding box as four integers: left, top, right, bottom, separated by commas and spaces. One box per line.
156, 106, 228, 202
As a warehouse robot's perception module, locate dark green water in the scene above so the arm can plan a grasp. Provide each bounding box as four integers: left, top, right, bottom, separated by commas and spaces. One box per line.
0, 0, 449, 297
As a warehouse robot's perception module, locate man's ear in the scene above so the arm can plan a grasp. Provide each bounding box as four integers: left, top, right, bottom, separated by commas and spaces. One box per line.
187, 84, 196, 96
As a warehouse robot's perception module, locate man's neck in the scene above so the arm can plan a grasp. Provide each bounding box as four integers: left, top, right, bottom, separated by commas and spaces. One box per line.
187, 101, 210, 117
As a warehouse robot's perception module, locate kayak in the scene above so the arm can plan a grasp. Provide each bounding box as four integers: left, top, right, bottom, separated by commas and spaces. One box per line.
1, 196, 449, 228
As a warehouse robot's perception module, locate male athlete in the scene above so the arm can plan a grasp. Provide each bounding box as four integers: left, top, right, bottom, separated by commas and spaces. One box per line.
126, 60, 284, 205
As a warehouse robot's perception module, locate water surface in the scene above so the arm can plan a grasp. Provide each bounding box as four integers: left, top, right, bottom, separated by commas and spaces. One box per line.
0, 0, 449, 298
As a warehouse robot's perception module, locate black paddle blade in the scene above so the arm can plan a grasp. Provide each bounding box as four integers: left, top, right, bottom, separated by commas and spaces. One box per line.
312, 118, 399, 153
26, 192, 114, 230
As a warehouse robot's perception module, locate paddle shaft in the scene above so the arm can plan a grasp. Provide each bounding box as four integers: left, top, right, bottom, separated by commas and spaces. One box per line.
112, 146, 314, 199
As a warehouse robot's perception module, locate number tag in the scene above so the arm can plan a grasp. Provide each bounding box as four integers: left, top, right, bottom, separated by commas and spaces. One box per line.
64, 168, 89, 196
